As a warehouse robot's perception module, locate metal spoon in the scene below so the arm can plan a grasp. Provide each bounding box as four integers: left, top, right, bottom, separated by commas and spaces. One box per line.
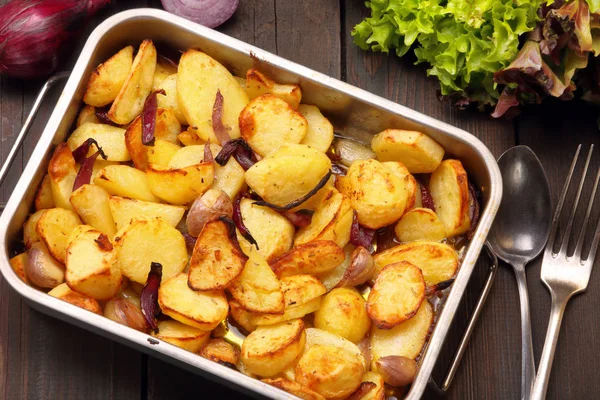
487, 146, 552, 400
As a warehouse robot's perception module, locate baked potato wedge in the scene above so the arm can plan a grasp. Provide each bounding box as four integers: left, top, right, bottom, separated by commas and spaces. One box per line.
48, 282, 102, 314
270, 240, 345, 278
152, 56, 177, 91
317, 244, 355, 291
347, 372, 385, 400
48, 143, 78, 210
152, 320, 211, 352
382, 161, 418, 212
199, 338, 240, 368
245, 69, 302, 108
94, 165, 160, 203
146, 162, 214, 205
251, 297, 321, 327
156, 74, 187, 124
299, 104, 334, 153
304, 327, 367, 369
371, 129, 444, 173
229, 299, 258, 333
158, 273, 229, 331
262, 378, 325, 400
108, 196, 185, 230
23, 210, 45, 248
84, 45, 134, 107
76, 105, 100, 127
188, 220, 247, 291
36, 208, 82, 264
9, 253, 28, 283
394, 208, 446, 242
146, 139, 181, 167
241, 319, 305, 377
35, 174, 55, 211
315, 288, 370, 342
177, 129, 204, 146
429, 159, 471, 236
70, 184, 116, 237
67, 123, 130, 162
108, 40, 157, 125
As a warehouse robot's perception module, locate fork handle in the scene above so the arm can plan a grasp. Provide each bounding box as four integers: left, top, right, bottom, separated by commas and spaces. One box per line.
530, 294, 569, 400
515, 266, 536, 400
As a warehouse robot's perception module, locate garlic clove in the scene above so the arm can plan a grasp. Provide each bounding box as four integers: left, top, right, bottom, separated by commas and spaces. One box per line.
26, 242, 65, 289
104, 298, 148, 332
337, 246, 374, 288
376, 355, 417, 387
186, 189, 233, 237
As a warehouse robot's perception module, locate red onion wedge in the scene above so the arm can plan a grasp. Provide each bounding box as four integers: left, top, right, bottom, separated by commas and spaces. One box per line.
350, 211, 376, 250
182, 232, 197, 253
71, 138, 104, 164
253, 170, 333, 212
160, 0, 239, 29
141, 262, 163, 333
419, 181, 436, 211
141, 89, 166, 146
282, 210, 313, 228
218, 215, 252, 252
212, 90, 231, 145
94, 107, 118, 126
214, 138, 256, 170
72, 148, 108, 191
425, 278, 455, 296
232, 197, 259, 249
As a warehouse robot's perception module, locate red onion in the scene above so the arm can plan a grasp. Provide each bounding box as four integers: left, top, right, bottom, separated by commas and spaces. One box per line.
214, 138, 256, 170
282, 210, 313, 228
0, 0, 111, 79
142, 89, 166, 146
419, 181, 436, 211
95, 106, 117, 126
203, 142, 214, 163
211, 89, 230, 145
71, 138, 103, 164
72, 143, 107, 191
160, 0, 239, 29
232, 197, 259, 249
350, 211, 376, 250
182, 232, 196, 253
425, 278, 454, 296
140, 262, 162, 333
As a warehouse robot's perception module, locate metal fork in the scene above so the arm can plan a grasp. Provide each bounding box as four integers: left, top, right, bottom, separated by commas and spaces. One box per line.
530, 145, 600, 400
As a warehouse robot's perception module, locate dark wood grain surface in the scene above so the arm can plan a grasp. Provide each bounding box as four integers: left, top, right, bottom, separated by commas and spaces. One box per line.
1, 1, 599, 399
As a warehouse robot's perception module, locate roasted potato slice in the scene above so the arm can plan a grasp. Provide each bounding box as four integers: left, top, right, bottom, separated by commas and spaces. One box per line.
370, 300, 433, 369
108, 196, 185, 230
152, 320, 211, 352
23, 210, 45, 248
304, 327, 367, 369
367, 262, 425, 329
395, 208, 446, 242
76, 105, 100, 127
262, 378, 325, 400
241, 319, 306, 377
48, 283, 102, 314
317, 244, 355, 291
237, 198, 294, 263
67, 123, 130, 162
188, 220, 247, 291
108, 40, 157, 125
152, 56, 177, 91
36, 208, 82, 264
199, 338, 240, 368
70, 184, 116, 237
429, 159, 471, 236
271, 240, 345, 277
147, 139, 181, 167
114, 217, 187, 284
371, 129, 444, 173
229, 249, 284, 314
35, 174, 55, 211
315, 288, 370, 343
298, 104, 334, 153
347, 372, 385, 400
156, 73, 187, 124
251, 297, 321, 327
295, 344, 364, 399
94, 165, 160, 203
373, 241, 458, 285
48, 143, 78, 210
65, 229, 122, 300
158, 273, 229, 331
339, 159, 408, 229
382, 161, 418, 212
178, 50, 248, 143
294, 191, 353, 248
146, 162, 214, 205
177, 129, 204, 146
9, 253, 28, 283
213, 153, 246, 200
240, 94, 307, 156
245, 69, 302, 108
84, 45, 134, 107
229, 299, 258, 333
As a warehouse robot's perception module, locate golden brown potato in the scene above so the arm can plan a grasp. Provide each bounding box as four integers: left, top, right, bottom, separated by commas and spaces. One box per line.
188, 220, 247, 291
177, 50, 248, 143
158, 273, 229, 331
114, 217, 188, 284
339, 159, 408, 229
84, 45, 134, 107
373, 241, 458, 285
270, 240, 345, 278
241, 319, 306, 377
429, 159, 471, 236
152, 56, 177, 91
213, 153, 246, 200
156, 74, 187, 124
240, 94, 307, 156
251, 297, 321, 327
94, 165, 160, 203
177, 129, 204, 146
370, 300, 433, 369
36, 208, 82, 264
229, 249, 284, 314
108, 196, 185, 230
35, 174, 55, 211
262, 378, 325, 400
76, 105, 100, 127
166, 144, 208, 168
67, 123, 130, 162
294, 191, 353, 248
9, 253, 28, 283
146, 162, 214, 205
146, 139, 181, 167
48, 283, 102, 314
371, 129, 444, 173
237, 198, 294, 263
245, 69, 302, 109
26, 242, 65, 288
295, 344, 364, 399
304, 327, 367, 369
381, 161, 418, 213
48, 143, 78, 211
108, 40, 157, 125
65, 229, 122, 300
299, 104, 334, 153
367, 262, 425, 329
346, 372, 385, 400
314, 288, 370, 343
229, 299, 258, 333
152, 320, 211, 353
199, 338, 240, 368
23, 209, 45, 248
70, 184, 116, 237
317, 244, 355, 291
394, 208, 446, 242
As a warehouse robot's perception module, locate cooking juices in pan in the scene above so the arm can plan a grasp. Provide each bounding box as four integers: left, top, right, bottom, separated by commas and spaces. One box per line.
10, 40, 481, 400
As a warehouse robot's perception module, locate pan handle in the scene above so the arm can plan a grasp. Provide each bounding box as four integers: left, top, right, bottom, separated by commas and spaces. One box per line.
428, 241, 498, 396
0, 72, 70, 212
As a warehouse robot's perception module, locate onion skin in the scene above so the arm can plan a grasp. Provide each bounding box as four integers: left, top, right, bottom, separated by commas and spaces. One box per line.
0, 0, 111, 79
160, 0, 239, 29
104, 298, 148, 332
140, 262, 162, 333
141, 89, 166, 146
186, 189, 233, 237
349, 211, 376, 250
26, 243, 64, 289
376, 356, 417, 387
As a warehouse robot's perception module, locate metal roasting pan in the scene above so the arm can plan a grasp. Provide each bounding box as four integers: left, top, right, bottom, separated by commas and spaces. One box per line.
0, 9, 502, 400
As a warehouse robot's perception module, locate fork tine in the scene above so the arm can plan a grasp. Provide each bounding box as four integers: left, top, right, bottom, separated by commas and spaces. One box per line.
560, 145, 594, 256
574, 164, 600, 259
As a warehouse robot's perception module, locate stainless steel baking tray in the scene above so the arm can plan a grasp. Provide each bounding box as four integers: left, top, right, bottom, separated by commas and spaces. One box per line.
0, 9, 502, 399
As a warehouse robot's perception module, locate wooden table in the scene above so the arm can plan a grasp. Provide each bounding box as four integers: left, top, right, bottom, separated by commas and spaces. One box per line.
1, 1, 599, 399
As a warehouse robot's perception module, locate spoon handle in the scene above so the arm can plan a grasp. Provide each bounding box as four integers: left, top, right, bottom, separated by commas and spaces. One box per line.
515, 266, 535, 400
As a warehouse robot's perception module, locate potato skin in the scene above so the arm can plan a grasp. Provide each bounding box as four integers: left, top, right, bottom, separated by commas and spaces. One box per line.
270, 240, 345, 278
199, 338, 240, 368
429, 159, 471, 236
314, 288, 370, 343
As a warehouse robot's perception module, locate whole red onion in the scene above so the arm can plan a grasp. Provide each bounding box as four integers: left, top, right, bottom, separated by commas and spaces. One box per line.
0, 0, 111, 79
